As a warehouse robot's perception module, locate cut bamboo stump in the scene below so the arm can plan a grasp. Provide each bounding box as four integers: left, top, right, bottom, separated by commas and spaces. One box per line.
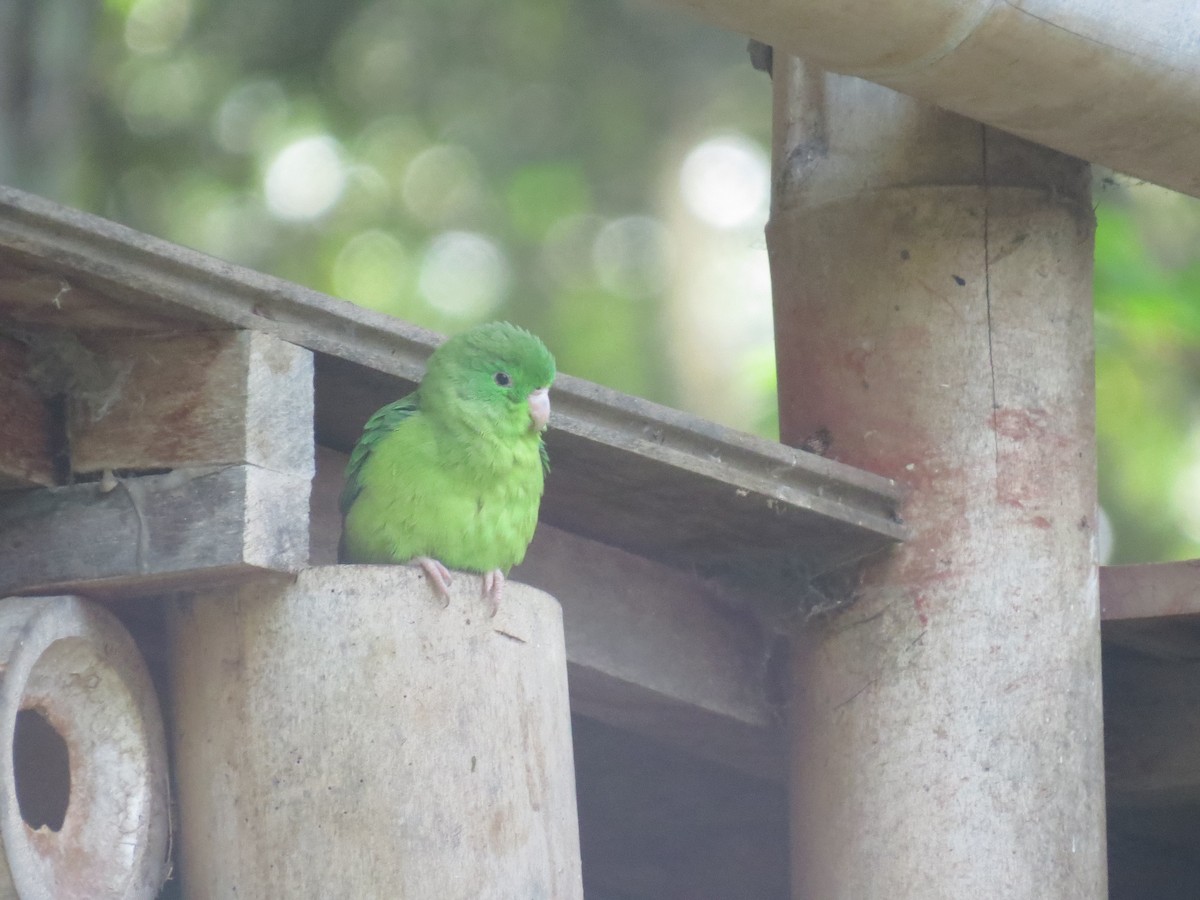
0, 596, 169, 900
167, 566, 583, 900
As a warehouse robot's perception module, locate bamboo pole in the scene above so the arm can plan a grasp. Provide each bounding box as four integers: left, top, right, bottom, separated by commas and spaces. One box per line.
167, 566, 582, 900
768, 64, 1107, 898
651, 0, 1200, 199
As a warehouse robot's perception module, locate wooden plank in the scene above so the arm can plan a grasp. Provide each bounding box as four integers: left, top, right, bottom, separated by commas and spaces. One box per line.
0, 254, 200, 332
1101, 562, 1200, 658
0, 186, 905, 583
0, 334, 55, 489
0, 186, 438, 372
516, 525, 785, 780
69, 330, 313, 476
310, 446, 785, 779
1102, 561, 1200, 622
0, 465, 309, 597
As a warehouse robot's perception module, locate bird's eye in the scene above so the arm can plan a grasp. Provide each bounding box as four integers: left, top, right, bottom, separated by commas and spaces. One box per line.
494, 371, 512, 387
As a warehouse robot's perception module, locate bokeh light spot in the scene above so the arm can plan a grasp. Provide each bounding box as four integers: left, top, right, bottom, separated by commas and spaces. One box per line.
124, 0, 191, 55
679, 134, 769, 231
264, 136, 347, 222
418, 231, 509, 319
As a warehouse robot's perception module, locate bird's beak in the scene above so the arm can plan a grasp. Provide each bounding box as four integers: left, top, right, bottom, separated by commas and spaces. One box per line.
528, 387, 551, 432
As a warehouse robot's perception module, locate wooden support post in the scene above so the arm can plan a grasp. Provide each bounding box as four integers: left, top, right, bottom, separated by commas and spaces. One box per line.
768, 66, 1106, 897
167, 567, 583, 899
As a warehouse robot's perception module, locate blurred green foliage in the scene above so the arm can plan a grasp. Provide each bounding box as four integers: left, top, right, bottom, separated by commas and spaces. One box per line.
1095, 183, 1200, 562
75, 0, 772, 418
5, 0, 1200, 563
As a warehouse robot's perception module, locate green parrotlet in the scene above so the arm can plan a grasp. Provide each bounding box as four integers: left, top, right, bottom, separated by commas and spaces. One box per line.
339, 321, 556, 612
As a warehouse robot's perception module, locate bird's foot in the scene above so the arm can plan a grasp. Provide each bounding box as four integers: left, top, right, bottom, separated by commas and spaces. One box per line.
414, 556, 453, 607
482, 569, 505, 617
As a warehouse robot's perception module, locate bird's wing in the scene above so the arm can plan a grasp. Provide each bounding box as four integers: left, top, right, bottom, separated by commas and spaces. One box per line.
340, 392, 420, 516
539, 438, 550, 475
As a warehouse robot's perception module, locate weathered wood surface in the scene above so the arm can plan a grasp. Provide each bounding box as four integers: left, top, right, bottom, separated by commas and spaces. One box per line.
0, 254, 201, 332
0, 465, 309, 597
168, 567, 582, 900
311, 445, 785, 779
0, 186, 439, 368
772, 69, 1106, 898
1101, 561, 1200, 657
0, 186, 905, 583
1102, 560, 1200, 624
517, 525, 785, 779
70, 330, 314, 476
0, 334, 55, 489
0, 595, 169, 900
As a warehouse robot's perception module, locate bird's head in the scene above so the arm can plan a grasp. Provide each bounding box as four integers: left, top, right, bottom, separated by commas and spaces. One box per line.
423, 321, 556, 438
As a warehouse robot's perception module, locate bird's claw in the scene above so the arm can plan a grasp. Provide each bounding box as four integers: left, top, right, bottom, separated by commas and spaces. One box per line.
414, 559, 503, 616
415, 556, 453, 607
482, 569, 505, 617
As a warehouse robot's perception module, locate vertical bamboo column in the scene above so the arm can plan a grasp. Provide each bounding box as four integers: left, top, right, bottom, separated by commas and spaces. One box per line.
768, 64, 1106, 898
168, 567, 583, 900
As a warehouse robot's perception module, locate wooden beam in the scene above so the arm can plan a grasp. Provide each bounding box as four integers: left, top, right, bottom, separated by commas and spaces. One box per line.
1101, 562, 1200, 658
0, 334, 55, 489
517, 526, 785, 780
0, 186, 440, 373
310, 446, 784, 779
69, 330, 313, 476
0, 465, 309, 597
1102, 561, 1200, 622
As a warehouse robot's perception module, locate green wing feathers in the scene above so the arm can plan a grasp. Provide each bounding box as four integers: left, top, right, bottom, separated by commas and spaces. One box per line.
339, 393, 420, 516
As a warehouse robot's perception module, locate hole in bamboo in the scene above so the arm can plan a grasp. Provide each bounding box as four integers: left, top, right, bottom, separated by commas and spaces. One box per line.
13, 707, 70, 832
